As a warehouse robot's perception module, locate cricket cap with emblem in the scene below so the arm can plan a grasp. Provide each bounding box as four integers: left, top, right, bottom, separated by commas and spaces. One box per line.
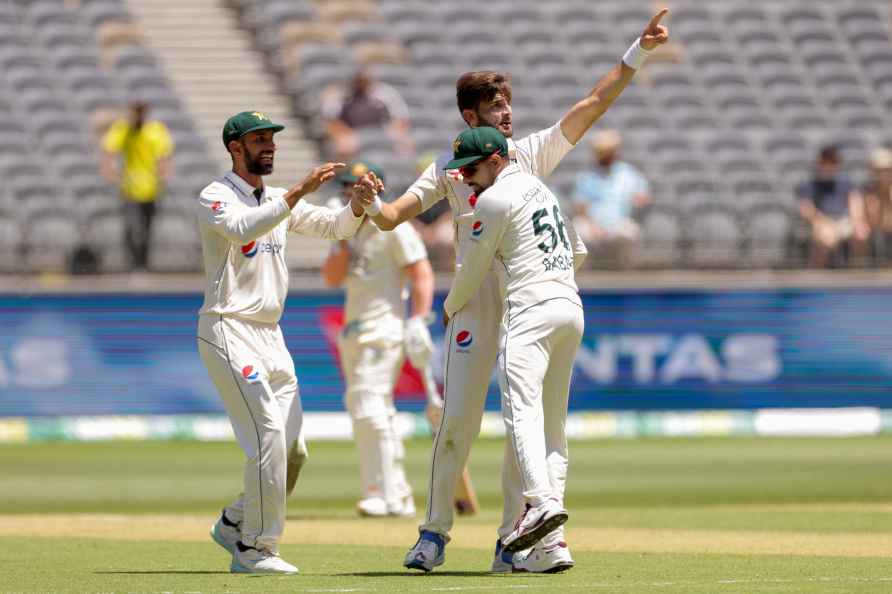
337, 160, 386, 184
222, 111, 285, 147
444, 126, 508, 170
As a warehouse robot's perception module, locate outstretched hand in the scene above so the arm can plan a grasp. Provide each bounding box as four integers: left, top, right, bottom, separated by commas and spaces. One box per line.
298, 162, 345, 196
640, 8, 669, 50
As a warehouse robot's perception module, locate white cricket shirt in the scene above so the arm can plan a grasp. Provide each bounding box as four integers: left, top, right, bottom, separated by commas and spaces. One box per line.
443, 164, 580, 318
338, 216, 428, 342
197, 171, 363, 324
406, 121, 587, 270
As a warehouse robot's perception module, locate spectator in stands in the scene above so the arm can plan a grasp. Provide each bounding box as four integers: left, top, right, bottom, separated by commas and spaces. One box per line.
797, 145, 870, 268
322, 67, 412, 160
571, 130, 651, 269
864, 147, 892, 264
101, 101, 174, 272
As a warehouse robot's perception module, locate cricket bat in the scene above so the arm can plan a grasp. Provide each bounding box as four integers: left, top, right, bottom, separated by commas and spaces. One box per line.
421, 367, 480, 516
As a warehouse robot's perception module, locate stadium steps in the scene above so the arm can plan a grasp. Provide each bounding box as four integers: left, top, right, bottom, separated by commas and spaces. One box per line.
123, 0, 320, 191
123, 0, 331, 270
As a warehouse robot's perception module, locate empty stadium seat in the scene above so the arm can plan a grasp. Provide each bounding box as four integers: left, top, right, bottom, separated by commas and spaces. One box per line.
686, 207, 744, 268
636, 207, 684, 268
23, 214, 82, 273
148, 213, 202, 273
747, 205, 793, 268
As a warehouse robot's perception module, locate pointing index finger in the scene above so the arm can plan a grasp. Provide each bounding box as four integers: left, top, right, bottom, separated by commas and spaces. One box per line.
646, 8, 669, 32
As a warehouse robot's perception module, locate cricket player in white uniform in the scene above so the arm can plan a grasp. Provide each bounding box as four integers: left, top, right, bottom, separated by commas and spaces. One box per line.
198, 111, 370, 574
447, 125, 582, 562
357, 10, 670, 573
321, 160, 435, 518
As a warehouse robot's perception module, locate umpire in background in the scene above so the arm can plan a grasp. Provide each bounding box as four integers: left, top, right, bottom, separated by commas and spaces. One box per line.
101, 100, 174, 272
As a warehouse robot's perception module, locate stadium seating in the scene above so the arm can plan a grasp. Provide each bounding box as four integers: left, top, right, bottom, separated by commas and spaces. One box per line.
0, 0, 211, 273
5, 0, 891, 272
226, 0, 892, 269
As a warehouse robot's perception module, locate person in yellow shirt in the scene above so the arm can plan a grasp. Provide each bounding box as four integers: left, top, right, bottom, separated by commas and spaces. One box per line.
101, 101, 174, 271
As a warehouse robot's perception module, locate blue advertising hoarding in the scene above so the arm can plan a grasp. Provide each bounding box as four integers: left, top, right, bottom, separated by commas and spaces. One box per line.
1, 288, 891, 417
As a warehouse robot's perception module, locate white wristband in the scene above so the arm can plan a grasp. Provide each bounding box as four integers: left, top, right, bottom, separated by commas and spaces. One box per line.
622, 38, 652, 71
364, 194, 382, 216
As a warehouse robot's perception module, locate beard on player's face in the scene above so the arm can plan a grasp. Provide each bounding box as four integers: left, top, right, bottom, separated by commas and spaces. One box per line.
472, 95, 513, 138
463, 157, 498, 194
476, 110, 513, 138
242, 141, 274, 175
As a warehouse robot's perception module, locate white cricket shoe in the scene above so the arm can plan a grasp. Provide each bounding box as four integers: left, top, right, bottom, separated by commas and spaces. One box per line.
403, 530, 445, 572
232, 543, 299, 574
513, 540, 575, 573
210, 512, 240, 555
502, 499, 569, 553
357, 495, 416, 517
357, 497, 389, 517
394, 494, 416, 518
490, 539, 516, 573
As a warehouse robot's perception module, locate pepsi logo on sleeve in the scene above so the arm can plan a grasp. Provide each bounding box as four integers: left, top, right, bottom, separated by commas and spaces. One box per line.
242, 365, 261, 383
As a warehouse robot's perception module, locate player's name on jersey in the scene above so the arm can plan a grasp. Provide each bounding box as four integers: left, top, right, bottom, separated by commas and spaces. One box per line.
542, 254, 573, 272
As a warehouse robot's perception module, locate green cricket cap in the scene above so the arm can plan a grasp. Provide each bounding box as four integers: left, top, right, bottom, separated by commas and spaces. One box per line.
444, 126, 508, 170
337, 160, 386, 184
222, 111, 285, 147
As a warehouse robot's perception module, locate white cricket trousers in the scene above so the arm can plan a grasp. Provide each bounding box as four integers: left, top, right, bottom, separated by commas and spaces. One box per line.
421, 273, 561, 542
197, 314, 307, 551
499, 296, 583, 509
337, 332, 412, 507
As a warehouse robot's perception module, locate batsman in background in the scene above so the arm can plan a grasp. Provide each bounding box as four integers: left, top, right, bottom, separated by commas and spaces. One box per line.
321, 161, 435, 517
357, 8, 670, 574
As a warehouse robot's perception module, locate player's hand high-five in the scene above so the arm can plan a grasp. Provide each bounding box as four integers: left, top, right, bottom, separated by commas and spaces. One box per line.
640, 8, 670, 50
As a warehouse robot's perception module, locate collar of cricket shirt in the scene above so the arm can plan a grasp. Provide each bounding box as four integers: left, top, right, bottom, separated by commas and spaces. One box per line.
224, 171, 265, 203
495, 162, 521, 183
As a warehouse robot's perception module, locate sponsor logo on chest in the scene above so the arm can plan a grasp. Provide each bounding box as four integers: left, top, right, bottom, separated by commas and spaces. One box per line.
240, 240, 283, 258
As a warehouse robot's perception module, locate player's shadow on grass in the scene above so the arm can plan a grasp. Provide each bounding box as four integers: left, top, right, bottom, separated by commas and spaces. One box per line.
95, 571, 232, 575
338, 571, 507, 578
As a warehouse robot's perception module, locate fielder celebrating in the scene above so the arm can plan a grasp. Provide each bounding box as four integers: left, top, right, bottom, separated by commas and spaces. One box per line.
197, 111, 370, 574
445, 126, 582, 564
321, 160, 435, 518
358, 9, 670, 573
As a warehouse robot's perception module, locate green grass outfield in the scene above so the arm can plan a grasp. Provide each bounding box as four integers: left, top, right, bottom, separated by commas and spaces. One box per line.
3, 436, 892, 593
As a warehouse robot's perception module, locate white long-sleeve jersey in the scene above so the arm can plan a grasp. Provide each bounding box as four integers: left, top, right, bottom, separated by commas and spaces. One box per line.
197, 171, 364, 324
406, 121, 587, 270
444, 164, 580, 318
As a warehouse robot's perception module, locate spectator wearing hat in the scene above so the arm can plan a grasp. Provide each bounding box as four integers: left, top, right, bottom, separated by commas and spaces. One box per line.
101, 101, 174, 271
321, 160, 434, 519
571, 130, 651, 269
864, 147, 892, 264
797, 145, 870, 268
